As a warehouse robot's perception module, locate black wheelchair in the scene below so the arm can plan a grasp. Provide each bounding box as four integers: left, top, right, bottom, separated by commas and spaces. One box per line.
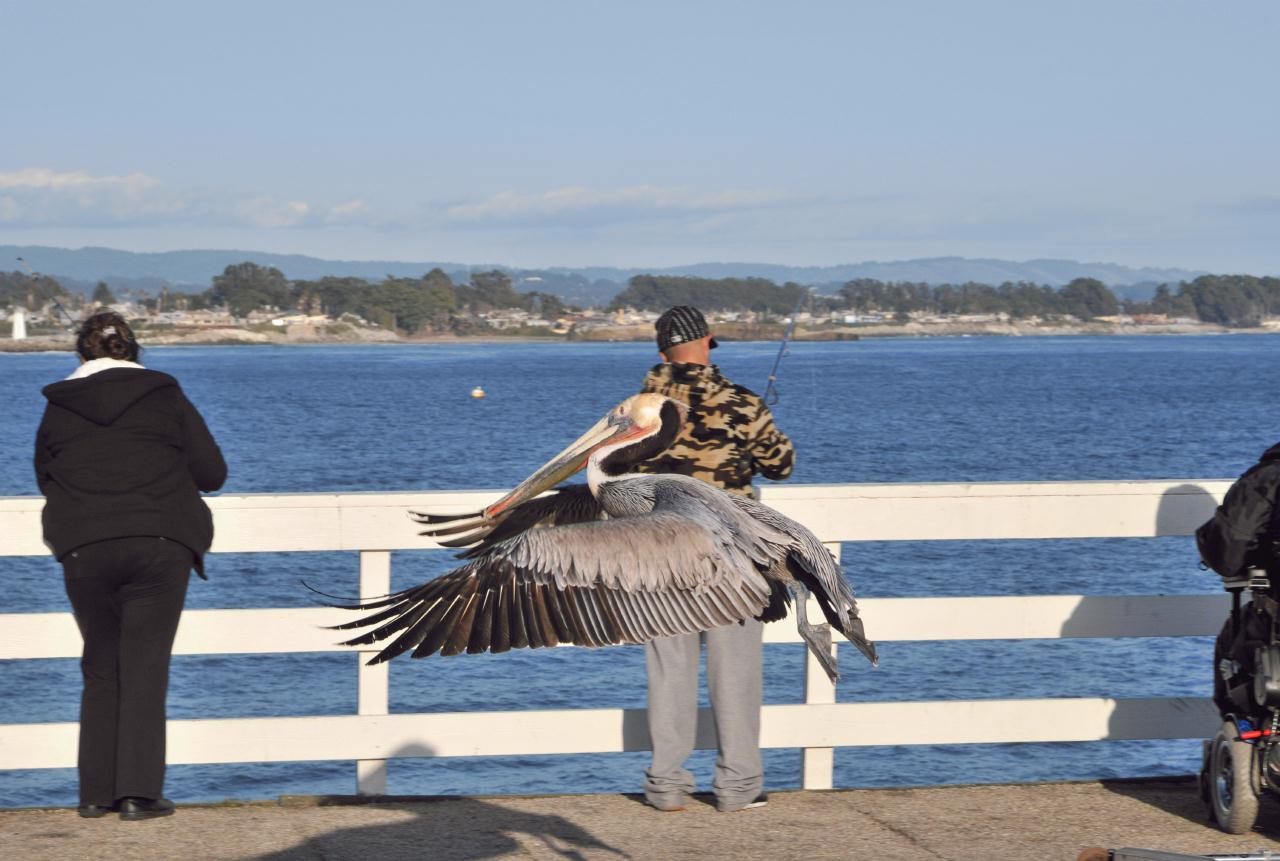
1200, 568, 1280, 834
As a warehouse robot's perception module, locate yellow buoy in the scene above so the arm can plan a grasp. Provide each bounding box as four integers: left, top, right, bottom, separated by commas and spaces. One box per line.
470, 386, 486, 399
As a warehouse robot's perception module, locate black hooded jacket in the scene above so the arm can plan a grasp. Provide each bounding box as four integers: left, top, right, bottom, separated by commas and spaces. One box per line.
1196, 441, 1280, 579
34, 367, 227, 576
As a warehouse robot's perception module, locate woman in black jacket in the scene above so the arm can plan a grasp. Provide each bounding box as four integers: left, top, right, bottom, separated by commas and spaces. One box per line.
34, 311, 227, 821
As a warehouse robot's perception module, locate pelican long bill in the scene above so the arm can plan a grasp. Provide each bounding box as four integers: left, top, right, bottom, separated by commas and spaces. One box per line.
482, 405, 646, 519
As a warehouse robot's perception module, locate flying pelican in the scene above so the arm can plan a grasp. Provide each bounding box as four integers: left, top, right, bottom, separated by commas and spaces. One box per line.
332, 393, 877, 681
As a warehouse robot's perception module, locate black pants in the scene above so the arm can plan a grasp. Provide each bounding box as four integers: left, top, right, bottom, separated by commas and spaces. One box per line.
62, 537, 192, 805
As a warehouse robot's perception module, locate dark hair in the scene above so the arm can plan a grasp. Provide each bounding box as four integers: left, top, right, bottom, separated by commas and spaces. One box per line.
76, 310, 140, 362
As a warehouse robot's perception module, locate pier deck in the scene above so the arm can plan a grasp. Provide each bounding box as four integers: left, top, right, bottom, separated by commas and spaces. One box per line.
3, 779, 1279, 861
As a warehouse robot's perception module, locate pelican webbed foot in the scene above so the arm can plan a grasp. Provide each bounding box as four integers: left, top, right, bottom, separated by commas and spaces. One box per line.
801, 621, 839, 683
793, 582, 839, 682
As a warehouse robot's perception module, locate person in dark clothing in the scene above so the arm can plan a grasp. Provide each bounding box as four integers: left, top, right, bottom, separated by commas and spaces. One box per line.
1196, 443, 1280, 718
1197, 441, 1280, 582
34, 311, 226, 821
635, 306, 795, 814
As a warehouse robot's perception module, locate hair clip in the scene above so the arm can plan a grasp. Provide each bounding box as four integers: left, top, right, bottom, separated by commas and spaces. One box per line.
102, 326, 117, 336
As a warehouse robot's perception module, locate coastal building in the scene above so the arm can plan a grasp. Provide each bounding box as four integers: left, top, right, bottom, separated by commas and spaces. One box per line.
182, 310, 238, 327
842, 312, 887, 324
270, 314, 331, 327
605, 308, 661, 326
480, 309, 554, 330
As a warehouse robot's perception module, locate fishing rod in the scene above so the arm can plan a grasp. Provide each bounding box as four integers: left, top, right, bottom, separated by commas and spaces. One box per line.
15, 257, 78, 330
763, 286, 810, 406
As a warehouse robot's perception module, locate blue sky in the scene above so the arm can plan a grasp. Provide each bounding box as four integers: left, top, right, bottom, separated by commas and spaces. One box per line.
2, 1, 1276, 271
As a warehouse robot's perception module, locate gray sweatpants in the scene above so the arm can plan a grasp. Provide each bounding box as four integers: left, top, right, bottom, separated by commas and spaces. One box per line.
643, 618, 764, 806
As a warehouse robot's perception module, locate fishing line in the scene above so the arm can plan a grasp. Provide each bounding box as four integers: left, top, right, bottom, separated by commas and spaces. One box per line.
763, 286, 811, 406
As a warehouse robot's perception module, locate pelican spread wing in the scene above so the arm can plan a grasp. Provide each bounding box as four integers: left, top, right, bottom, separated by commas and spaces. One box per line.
333, 494, 782, 663
332, 392, 875, 681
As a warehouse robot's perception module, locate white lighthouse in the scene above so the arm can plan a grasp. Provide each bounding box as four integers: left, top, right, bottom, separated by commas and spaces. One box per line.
11, 308, 27, 341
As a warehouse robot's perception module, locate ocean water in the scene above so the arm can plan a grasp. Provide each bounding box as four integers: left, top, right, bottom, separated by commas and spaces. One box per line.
1, 335, 1275, 808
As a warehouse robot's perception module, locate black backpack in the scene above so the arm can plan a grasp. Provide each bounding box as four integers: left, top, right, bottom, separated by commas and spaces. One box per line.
1197, 459, 1280, 580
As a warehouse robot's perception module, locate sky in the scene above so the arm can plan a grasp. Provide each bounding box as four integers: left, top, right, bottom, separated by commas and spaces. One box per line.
1, 1, 1277, 272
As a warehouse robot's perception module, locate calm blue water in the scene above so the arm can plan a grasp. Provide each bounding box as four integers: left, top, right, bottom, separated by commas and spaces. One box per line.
1, 335, 1275, 808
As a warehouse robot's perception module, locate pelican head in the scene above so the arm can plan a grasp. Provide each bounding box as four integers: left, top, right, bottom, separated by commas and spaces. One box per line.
414, 394, 688, 547
484, 393, 687, 518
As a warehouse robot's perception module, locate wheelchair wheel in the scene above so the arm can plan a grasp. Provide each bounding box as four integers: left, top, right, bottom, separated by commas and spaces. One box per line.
1208, 720, 1261, 834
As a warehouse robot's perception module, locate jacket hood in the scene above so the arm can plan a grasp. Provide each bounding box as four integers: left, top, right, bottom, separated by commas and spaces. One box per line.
42, 368, 177, 426
641, 362, 727, 402
1262, 442, 1280, 462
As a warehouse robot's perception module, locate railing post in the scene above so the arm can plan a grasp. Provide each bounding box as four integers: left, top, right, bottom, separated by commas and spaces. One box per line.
356, 550, 391, 795
801, 541, 841, 790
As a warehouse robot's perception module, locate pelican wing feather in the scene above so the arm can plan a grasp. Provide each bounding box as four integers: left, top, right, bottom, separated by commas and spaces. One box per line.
332, 504, 778, 663
725, 492, 878, 665
414, 485, 604, 552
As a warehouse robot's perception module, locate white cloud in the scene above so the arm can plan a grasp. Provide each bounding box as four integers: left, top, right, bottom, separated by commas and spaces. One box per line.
0, 170, 807, 239
0, 167, 160, 193
0, 167, 179, 224
324, 199, 369, 224
0, 167, 377, 231
236, 197, 312, 229
444, 185, 799, 227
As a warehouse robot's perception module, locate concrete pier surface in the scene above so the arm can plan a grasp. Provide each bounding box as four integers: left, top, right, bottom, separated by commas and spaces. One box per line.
3, 779, 1280, 861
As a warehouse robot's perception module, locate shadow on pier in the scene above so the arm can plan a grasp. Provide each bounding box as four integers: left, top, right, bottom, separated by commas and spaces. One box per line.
254, 742, 626, 861
1099, 775, 1280, 838
252, 796, 629, 861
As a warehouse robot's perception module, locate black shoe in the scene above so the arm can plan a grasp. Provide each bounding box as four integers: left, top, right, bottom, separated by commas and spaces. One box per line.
118, 797, 175, 821
77, 803, 116, 818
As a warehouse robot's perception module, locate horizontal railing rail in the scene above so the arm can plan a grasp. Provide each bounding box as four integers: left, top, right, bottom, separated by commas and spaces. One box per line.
0, 480, 1233, 794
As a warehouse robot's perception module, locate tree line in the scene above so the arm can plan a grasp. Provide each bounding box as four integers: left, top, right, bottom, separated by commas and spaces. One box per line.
1142, 275, 1280, 326
613, 273, 1280, 327
831, 277, 1120, 321
185, 263, 570, 334
2, 264, 574, 335
613, 276, 809, 315
5, 265, 1280, 330
613, 274, 1123, 320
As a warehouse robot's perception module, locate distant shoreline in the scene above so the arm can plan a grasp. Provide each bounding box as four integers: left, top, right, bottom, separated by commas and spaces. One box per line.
1, 318, 1267, 353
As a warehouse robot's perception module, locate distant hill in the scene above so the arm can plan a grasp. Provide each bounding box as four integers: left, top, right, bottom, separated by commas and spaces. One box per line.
4, 245, 478, 289
3, 245, 1207, 305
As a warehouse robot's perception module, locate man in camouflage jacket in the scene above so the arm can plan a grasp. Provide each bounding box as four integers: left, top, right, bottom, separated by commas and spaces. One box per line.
636, 306, 795, 813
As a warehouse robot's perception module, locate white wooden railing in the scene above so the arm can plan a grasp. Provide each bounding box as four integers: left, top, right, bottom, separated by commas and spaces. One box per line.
0, 480, 1233, 795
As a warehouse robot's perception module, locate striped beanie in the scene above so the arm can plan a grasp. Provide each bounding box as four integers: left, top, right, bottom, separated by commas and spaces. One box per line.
655, 306, 719, 352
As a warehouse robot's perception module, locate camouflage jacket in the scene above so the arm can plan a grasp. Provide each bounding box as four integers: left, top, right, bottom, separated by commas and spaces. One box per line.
633, 362, 794, 496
